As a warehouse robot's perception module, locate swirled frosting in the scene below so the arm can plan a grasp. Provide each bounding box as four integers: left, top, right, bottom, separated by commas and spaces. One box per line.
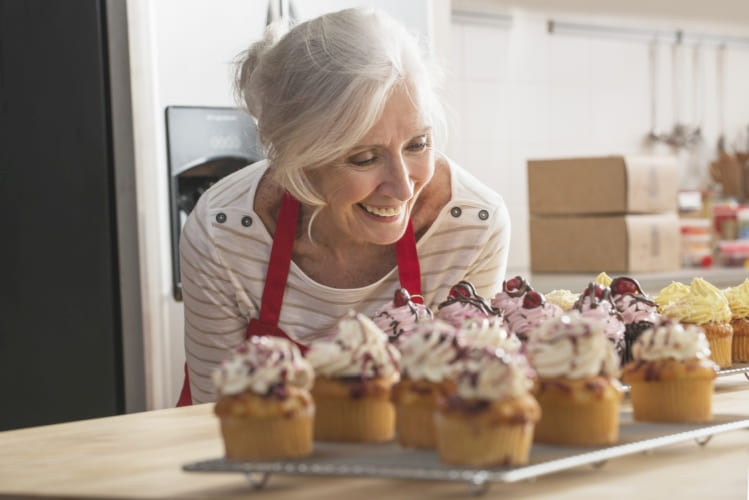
211, 336, 314, 396
455, 347, 535, 401
397, 319, 464, 382
544, 289, 579, 311
373, 288, 433, 341
660, 278, 732, 324
306, 311, 400, 379
526, 312, 620, 379
632, 319, 711, 361
724, 279, 749, 319
461, 318, 523, 353
573, 284, 625, 346
614, 295, 660, 324
654, 281, 691, 310
436, 281, 500, 328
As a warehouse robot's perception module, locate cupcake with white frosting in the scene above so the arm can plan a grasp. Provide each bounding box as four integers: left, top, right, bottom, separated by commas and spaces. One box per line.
212, 336, 315, 460
391, 319, 464, 448
526, 312, 623, 446
621, 319, 718, 422
306, 311, 400, 442
573, 282, 626, 362
434, 346, 540, 466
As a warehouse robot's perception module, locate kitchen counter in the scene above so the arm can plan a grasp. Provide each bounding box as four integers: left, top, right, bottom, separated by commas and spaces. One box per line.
1, 375, 748, 499
526, 267, 748, 296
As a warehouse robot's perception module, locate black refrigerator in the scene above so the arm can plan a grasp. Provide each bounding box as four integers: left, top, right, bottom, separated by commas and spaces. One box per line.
0, 0, 145, 430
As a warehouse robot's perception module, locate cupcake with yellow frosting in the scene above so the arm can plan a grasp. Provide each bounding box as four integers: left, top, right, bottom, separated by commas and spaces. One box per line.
526, 312, 623, 446
391, 319, 464, 449
724, 279, 749, 363
544, 289, 579, 311
621, 319, 718, 422
654, 281, 691, 310
657, 278, 733, 368
306, 311, 400, 442
212, 336, 315, 460
434, 346, 540, 466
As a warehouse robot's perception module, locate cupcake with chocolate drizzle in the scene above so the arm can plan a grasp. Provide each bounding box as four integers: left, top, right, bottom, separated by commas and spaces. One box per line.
493, 276, 562, 341
306, 311, 400, 442
573, 282, 626, 363
608, 276, 661, 364
391, 319, 465, 449
373, 287, 433, 342
436, 281, 501, 328
434, 345, 540, 466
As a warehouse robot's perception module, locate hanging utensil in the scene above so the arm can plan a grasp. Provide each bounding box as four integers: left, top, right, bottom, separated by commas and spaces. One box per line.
716, 44, 726, 154
646, 40, 661, 143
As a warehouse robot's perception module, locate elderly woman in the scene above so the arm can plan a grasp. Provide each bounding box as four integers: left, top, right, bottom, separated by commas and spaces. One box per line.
179, 8, 510, 404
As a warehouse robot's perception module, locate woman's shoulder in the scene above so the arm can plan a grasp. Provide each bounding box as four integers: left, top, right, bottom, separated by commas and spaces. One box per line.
446, 157, 506, 209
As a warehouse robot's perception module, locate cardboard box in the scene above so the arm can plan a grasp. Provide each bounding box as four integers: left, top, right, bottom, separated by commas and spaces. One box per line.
528, 155, 679, 215
529, 213, 681, 273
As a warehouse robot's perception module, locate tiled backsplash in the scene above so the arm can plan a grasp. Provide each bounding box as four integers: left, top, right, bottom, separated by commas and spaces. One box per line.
444, 8, 749, 272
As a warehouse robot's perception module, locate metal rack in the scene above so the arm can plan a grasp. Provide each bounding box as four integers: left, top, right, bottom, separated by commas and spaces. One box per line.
184, 411, 749, 495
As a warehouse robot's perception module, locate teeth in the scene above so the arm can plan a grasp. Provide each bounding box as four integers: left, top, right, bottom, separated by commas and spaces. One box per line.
362, 204, 402, 217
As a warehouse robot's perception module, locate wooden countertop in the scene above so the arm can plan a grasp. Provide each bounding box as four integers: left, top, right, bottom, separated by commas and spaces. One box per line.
1, 375, 748, 499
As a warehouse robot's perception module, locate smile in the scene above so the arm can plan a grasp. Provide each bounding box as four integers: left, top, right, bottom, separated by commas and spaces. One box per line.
360, 203, 403, 217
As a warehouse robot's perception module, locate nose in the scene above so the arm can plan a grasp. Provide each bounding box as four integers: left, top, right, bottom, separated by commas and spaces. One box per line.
381, 154, 414, 201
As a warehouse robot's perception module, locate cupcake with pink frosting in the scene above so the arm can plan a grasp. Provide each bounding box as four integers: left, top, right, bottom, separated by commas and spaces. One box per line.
573, 282, 626, 362
608, 276, 661, 364
436, 281, 500, 328
493, 276, 562, 341
373, 287, 433, 342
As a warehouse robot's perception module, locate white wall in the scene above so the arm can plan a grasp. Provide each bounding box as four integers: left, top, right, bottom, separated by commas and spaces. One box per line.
444, 3, 749, 273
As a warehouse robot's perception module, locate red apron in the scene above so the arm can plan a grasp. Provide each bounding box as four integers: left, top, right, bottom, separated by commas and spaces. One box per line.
177, 192, 422, 406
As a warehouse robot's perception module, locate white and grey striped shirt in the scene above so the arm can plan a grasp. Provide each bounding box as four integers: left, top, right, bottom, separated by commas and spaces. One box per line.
180, 158, 510, 403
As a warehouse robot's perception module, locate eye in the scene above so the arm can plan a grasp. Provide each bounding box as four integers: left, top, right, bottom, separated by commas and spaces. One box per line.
406, 135, 430, 152
347, 151, 377, 167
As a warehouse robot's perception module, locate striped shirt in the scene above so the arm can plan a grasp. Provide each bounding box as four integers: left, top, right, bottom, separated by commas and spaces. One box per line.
180, 158, 510, 403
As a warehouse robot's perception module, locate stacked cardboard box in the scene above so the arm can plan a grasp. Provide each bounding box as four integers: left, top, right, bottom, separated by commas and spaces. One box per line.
527, 155, 681, 273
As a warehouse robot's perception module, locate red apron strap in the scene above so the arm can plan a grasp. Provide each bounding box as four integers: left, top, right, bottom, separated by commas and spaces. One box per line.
395, 218, 423, 303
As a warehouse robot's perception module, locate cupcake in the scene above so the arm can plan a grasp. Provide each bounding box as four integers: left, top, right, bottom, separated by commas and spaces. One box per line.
621, 319, 718, 423
608, 276, 661, 364
594, 272, 613, 287
494, 277, 563, 341
305, 311, 400, 442
654, 281, 690, 310
573, 283, 626, 363
391, 319, 464, 448
373, 287, 433, 342
434, 346, 540, 466
723, 279, 749, 363
526, 313, 623, 446
544, 289, 579, 311
436, 281, 500, 328
212, 336, 315, 460
658, 278, 733, 368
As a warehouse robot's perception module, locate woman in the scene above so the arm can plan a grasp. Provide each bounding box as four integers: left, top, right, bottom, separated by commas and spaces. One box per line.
179, 8, 510, 404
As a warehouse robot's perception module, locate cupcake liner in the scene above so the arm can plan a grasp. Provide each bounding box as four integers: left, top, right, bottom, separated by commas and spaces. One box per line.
395, 402, 437, 449
533, 393, 620, 446
219, 409, 314, 460
629, 378, 713, 423
701, 322, 733, 368
434, 412, 535, 466
731, 318, 749, 363
313, 396, 395, 442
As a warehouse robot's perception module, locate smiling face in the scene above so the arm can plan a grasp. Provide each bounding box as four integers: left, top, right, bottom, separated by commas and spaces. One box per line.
311, 84, 436, 248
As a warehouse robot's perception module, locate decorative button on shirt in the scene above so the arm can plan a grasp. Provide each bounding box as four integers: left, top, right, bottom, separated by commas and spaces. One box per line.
450, 207, 462, 217
241, 216, 253, 227
215, 213, 227, 223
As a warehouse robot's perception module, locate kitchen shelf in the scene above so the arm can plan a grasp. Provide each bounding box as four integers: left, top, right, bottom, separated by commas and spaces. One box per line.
183, 411, 749, 495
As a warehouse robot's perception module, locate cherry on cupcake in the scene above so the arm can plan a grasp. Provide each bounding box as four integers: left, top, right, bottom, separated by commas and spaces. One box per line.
522, 290, 544, 309
449, 281, 475, 298
610, 277, 643, 296
394, 288, 411, 307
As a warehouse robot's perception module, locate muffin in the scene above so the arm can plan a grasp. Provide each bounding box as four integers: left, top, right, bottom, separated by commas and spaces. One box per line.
434, 346, 540, 466
724, 279, 749, 363
212, 336, 315, 460
494, 277, 563, 342
391, 319, 464, 448
373, 287, 433, 342
436, 281, 501, 328
573, 283, 626, 363
526, 312, 623, 446
658, 278, 733, 368
305, 311, 400, 442
608, 276, 661, 365
621, 319, 718, 422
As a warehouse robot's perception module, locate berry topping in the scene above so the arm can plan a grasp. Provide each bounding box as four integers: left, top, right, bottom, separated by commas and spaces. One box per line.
522, 290, 544, 309
610, 277, 643, 296
582, 283, 607, 299
504, 276, 523, 292
393, 288, 411, 307
449, 281, 476, 298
